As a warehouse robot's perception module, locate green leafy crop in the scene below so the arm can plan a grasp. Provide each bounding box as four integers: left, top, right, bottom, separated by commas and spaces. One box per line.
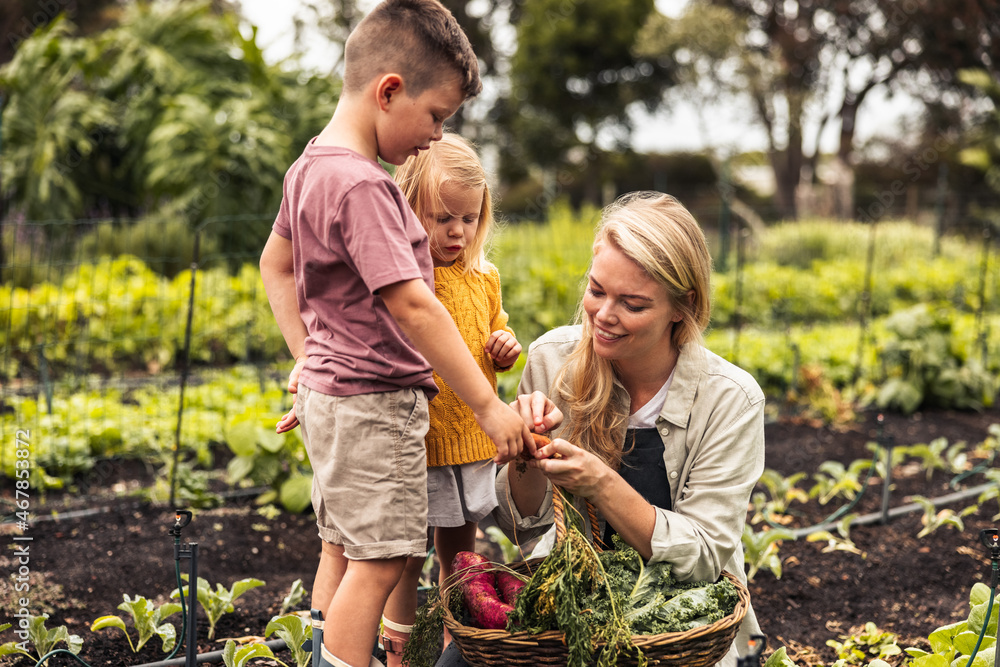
172, 576, 265, 640
90, 594, 182, 653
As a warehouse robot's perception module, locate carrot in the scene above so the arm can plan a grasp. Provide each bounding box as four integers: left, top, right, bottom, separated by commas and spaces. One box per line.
520, 432, 552, 460
452, 551, 513, 630
495, 570, 527, 606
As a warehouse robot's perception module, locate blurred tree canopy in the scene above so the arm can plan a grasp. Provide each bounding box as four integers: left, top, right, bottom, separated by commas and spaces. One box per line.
2, 0, 999, 242
637, 0, 1000, 220
0, 0, 337, 257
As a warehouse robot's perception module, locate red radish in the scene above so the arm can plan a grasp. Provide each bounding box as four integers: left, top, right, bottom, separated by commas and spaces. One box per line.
452, 551, 513, 630
495, 570, 526, 606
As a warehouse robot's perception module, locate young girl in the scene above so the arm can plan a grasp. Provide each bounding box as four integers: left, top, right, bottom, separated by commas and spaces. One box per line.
377, 133, 521, 664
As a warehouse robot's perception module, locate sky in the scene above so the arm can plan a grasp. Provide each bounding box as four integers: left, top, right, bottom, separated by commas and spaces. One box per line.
236, 0, 920, 156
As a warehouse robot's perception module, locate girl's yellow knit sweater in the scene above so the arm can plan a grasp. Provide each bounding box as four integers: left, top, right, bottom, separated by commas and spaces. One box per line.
427, 261, 516, 466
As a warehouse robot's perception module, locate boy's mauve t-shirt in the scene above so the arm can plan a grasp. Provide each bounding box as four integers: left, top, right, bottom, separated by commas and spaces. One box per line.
272, 142, 438, 399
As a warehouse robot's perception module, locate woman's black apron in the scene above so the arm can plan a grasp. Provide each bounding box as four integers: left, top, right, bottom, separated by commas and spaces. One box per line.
602, 427, 672, 547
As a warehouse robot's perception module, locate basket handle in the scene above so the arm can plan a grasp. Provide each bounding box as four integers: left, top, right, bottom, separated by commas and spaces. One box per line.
552, 485, 606, 550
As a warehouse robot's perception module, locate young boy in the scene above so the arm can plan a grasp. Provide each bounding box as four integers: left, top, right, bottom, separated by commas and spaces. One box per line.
258, 2, 534, 666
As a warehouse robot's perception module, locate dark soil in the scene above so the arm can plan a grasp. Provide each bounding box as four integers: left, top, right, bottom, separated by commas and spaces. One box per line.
3, 405, 1000, 666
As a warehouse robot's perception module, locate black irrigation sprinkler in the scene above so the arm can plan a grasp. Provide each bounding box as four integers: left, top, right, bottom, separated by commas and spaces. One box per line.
877, 414, 895, 525
169, 509, 199, 667
737, 634, 767, 666
963, 529, 1000, 667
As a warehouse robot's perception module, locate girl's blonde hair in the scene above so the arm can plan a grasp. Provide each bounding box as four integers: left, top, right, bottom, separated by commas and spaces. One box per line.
553, 191, 713, 468
394, 132, 493, 274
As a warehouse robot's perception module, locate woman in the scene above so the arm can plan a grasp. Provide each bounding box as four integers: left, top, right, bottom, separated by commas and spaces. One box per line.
493, 191, 765, 666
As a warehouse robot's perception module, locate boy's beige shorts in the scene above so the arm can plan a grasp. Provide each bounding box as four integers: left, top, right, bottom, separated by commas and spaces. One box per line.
296, 384, 430, 560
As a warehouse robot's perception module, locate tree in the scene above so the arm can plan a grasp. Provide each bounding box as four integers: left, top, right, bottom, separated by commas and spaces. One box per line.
0, 0, 336, 260
501, 0, 672, 181
0, 0, 121, 66
637, 0, 1000, 220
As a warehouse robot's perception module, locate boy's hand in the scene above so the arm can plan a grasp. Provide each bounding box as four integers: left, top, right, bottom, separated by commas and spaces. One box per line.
475, 397, 536, 464
287, 356, 306, 394
275, 357, 306, 434
276, 405, 299, 434
485, 330, 521, 369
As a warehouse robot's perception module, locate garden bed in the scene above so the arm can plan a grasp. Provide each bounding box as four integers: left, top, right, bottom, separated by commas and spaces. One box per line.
3, 405, 1000, 666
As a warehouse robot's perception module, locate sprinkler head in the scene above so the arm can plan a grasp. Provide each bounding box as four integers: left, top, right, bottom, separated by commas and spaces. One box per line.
738, 635, 767, 666
170, 509, 193, 537
980, 529, 1000, 562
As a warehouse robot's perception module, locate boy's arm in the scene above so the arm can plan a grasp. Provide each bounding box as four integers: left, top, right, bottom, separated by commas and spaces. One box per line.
380, 278, 535, 463
260, 230, 308, 394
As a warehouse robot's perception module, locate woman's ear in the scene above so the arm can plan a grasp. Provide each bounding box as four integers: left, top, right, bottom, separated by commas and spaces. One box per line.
672, 290, 695, 322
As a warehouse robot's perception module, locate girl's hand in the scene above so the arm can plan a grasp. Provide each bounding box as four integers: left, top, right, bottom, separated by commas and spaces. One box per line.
509, 391, 563, 434
485, 330, 521, 369
530, 438, 609, 499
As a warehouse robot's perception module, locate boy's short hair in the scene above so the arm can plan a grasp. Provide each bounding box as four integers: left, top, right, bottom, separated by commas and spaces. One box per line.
343, 0, 482, 99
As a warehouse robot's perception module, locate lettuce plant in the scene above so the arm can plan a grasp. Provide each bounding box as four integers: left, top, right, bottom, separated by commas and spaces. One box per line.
0, 614, 82, 662
91, 594, 182, 653
826, 621, 902, 665
742, 524, 795, 582
0, 622, 31, 661
221, 639, 286, 667
905, 582, 999, 666
219, 617, 310, 667
911, 495, 977, 538
172, 576, 265, 640
279, 579, 307, 617
266, 615, 311, 667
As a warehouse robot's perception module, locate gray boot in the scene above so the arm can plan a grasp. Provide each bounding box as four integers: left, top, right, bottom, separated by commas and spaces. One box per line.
302, 608, 323, 667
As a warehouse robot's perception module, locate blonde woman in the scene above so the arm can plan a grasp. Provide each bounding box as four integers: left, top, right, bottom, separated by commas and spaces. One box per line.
444, 191, 766, 667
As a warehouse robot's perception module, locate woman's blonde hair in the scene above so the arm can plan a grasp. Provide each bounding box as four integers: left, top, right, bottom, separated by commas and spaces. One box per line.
553, 191, 713, 468
394, 132, 493, 274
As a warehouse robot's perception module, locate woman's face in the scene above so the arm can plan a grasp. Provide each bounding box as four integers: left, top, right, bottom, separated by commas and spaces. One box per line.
583, 240, 683, 366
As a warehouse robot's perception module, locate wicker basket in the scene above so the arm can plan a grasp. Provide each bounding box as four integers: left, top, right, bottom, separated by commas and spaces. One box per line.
442, 491, 750, 666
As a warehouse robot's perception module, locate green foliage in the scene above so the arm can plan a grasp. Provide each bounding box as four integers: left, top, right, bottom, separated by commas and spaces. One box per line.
742, 525, 795, 582
507, 504, 643, 667
506, 0, 666, 168
872, 304, 997, 414
279, 580, 307, 617
1, 255, 287, 377
750, 469, 808, 523
0, 622, 31, 660
8, 614, 83, 661
0, 366, 304, 501
492, 201, 598, 346
826, 622, 902, 665
171, 576, 265, 640
90, 594, 182, 653
762, 646, 798, 667
910, 495, 977, 538
0, 0, 337, 256
905, 582, 999, 666
221, 638, 290, 667
265, 614, 311, 667
805, 515, 865, 557
808, 459, 872, 506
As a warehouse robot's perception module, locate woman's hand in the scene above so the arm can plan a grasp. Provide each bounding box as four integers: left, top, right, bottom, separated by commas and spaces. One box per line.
509, 391, 563, 435
529, 438, 611, 500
